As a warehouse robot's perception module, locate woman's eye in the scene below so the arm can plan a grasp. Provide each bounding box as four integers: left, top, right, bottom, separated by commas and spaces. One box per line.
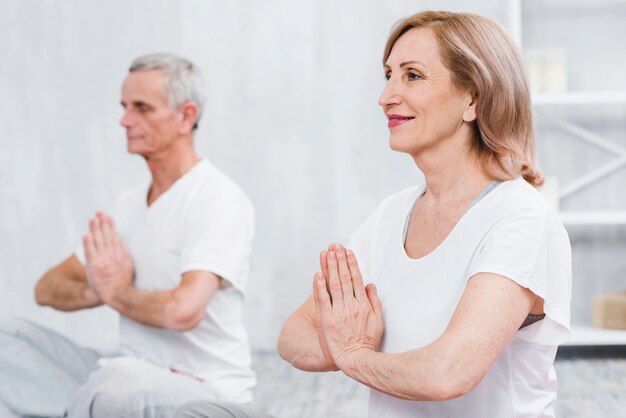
407, 72, 422, 80
384, 73, 391, 81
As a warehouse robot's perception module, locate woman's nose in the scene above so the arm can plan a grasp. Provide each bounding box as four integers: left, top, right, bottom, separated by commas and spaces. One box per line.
378, 78, 401, 108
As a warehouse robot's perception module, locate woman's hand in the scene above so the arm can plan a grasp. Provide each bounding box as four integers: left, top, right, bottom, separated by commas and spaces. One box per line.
314, 243, 384, 371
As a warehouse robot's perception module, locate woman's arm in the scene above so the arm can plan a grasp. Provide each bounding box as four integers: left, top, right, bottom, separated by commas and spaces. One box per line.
277, 294, 339, 372
317, 245, 536, 401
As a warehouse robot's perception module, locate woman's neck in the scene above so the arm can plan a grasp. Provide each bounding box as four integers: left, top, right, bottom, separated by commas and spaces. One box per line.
414, 142, 494, 205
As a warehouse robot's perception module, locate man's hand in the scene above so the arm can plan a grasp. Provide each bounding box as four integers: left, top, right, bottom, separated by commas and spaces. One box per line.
83, 212, 134, 304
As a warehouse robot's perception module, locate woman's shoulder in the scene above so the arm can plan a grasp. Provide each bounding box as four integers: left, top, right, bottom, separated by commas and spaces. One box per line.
497, 177, 544, 203
487, 178, 550, 215
485, 177, 566, 236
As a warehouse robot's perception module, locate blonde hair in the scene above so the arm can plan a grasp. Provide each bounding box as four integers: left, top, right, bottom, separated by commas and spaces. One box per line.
384, 11, 543, 187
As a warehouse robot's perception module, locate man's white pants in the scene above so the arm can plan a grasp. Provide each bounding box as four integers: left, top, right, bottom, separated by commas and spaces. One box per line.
0, 316, 215, 418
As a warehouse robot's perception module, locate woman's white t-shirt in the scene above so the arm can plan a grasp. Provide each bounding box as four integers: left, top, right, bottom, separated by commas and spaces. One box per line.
348, 178, 572, 418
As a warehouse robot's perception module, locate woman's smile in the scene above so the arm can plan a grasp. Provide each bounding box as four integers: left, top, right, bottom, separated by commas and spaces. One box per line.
387, 114, 415, 128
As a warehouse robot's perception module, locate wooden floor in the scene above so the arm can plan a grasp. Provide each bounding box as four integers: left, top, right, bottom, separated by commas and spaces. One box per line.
250, 347, 626, 418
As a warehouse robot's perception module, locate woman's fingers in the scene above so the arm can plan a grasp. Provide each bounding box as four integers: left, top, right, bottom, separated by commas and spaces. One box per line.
346, 249, 367, 302
366, 283, 383, 318
321, 243, 364, 305
315, 272, 332, 311
319, 250, 329, 279
326, 250, 345, 305
334, 245, 355, 308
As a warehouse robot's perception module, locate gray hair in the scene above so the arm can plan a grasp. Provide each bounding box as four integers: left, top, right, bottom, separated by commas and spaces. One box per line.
129, 53, 205, 130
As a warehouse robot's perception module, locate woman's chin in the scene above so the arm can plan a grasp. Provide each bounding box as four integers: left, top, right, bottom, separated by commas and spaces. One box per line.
388, 140, 413, 154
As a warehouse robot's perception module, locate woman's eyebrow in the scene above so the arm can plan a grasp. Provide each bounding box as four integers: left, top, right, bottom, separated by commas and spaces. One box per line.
384, 60, 428, 70
399, 60, 427, 69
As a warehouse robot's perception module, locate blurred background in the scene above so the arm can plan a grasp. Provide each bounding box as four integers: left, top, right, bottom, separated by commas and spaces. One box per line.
1, 0, 625, 355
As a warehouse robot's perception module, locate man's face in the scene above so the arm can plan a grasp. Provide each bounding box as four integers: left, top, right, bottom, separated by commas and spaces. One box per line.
119, 70, 182, 158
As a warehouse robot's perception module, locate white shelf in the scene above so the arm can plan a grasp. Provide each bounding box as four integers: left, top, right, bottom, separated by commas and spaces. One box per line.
559, 211, 626, 226
563, 325, 626, 346
532, 91, 626, 106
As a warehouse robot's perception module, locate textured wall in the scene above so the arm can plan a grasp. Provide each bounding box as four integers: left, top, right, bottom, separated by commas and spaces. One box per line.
1, 0, 623, 352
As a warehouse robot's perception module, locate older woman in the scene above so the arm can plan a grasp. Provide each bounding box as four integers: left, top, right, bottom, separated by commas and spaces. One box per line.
176, 10, 571, 418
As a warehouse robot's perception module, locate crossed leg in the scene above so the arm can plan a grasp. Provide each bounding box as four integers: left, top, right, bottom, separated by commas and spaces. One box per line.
0, 315, 101, 417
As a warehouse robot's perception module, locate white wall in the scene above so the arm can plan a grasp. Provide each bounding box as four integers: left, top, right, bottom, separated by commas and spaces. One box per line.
1, 0, 624, 351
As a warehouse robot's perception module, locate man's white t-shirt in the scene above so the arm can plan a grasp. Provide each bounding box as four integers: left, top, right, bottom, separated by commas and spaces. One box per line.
77, 159, 255, 402
348, 178, 572, 418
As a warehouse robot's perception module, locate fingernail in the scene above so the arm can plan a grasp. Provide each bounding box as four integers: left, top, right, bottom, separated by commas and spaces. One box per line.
329, 251, 335, 261
346, 250, 353, 258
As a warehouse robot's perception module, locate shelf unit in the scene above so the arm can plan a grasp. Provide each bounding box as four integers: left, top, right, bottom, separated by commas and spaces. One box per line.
559, 211, 626, 226
563, 326, 626, 346
510, 0, 626, 346
533, 91, 626, 106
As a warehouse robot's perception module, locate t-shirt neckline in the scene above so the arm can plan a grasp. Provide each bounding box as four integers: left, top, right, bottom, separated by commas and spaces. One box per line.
145, 159, 208, 210
400, 180, 502, 262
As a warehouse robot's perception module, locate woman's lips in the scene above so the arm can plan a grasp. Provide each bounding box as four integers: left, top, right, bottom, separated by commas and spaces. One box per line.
387, 114, 414, 128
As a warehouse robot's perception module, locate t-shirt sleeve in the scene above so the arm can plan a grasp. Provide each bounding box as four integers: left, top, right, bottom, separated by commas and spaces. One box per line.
468, 204, 572, 345
179, 195, 255, 292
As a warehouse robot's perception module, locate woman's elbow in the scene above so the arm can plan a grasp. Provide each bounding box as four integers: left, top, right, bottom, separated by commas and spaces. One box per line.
276, 326, 290, 360
428, 379, 474, 401
426, 368, 481, 401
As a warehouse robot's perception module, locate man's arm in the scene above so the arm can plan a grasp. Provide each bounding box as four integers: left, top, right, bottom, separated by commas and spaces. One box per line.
85, 212, 219, 331
35, 255, 102, 311
105, 270, 220, 331
277, 294, 339, 372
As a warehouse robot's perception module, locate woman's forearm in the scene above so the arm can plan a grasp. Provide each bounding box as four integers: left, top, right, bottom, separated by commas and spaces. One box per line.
278, 310, 339, 372
339, 339, 475, 401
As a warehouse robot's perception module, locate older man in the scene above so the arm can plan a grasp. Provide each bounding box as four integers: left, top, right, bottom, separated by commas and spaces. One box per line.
0, 54, 255, 418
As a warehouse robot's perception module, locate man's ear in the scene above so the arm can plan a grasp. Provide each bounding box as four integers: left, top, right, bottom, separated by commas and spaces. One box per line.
463, 93, 477, 123
178, 102, 199, 134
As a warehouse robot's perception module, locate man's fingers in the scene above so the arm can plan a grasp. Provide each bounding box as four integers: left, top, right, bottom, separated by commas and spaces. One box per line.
98, 213, 115, 247
90, 217, 105, 251
83, 234, 96, 262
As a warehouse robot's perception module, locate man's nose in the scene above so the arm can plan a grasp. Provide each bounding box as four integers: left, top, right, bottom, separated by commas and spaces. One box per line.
120, 109, 133, 128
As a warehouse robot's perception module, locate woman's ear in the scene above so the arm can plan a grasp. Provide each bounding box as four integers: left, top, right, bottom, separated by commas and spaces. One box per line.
463, 93, 477, 123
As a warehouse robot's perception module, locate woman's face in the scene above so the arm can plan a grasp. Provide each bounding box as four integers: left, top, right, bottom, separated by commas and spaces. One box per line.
379, 28, 476, 157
